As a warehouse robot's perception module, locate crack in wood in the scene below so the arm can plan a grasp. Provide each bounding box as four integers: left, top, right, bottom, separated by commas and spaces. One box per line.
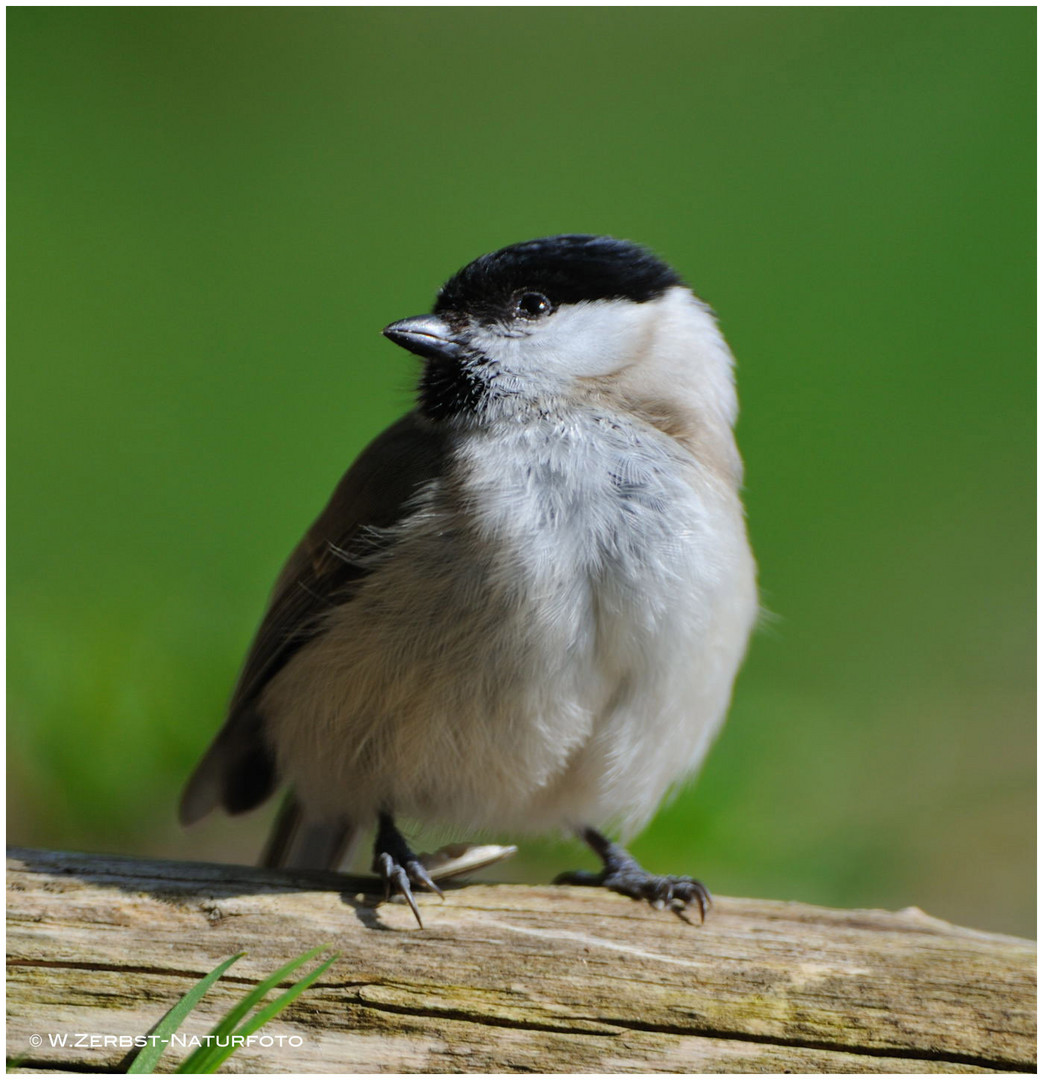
353, 992, 1035, 1071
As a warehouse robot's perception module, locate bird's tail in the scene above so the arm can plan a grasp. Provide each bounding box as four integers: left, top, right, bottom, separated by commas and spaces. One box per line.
260, 794, 359, 871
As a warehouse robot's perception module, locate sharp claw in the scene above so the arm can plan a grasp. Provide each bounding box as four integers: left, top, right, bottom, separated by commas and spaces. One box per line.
407, 861, 444, 898
384, 863, 423, 928
676, 881, 707, 923
376, 852, 395, 900
400, 883, 423, 928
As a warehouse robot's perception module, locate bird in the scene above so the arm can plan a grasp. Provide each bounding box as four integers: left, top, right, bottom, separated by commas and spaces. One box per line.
179, 234, 758, 927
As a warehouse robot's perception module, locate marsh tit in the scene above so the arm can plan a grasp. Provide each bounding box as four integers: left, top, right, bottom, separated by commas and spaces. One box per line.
180, 235, 758, 926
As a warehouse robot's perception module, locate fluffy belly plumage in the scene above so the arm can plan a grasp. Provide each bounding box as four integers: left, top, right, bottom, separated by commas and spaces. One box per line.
260, 421, 758, 837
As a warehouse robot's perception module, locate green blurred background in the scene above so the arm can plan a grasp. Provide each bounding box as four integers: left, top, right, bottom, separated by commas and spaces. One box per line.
8, 8, 1035, 937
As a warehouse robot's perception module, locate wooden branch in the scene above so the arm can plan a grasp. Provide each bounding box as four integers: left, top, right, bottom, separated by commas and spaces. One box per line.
6, 847, 1035, 1073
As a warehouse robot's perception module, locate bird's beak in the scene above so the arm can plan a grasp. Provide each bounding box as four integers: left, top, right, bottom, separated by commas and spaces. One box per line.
382, 315, 463, 363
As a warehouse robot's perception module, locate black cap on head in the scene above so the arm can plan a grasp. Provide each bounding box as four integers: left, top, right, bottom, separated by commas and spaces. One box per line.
434, 235, 684, 320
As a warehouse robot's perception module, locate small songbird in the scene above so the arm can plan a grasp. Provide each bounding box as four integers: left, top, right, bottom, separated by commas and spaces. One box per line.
180, 235, 758, 926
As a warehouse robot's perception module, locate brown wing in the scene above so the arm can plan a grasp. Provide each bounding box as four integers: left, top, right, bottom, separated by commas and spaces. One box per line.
179, 411, 448, 825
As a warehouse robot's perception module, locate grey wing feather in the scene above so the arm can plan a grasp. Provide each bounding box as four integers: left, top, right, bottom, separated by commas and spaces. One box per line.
179, 410, 447, 828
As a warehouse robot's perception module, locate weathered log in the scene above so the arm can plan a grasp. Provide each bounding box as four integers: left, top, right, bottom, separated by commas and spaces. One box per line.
6, 847, 1036, 1073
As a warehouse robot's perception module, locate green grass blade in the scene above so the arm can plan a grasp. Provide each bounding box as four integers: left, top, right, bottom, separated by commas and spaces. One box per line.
236, 952, 340, 1037
183, 952, 340, 1074
175, 947, 334, 1074
125, 952, 244, 1074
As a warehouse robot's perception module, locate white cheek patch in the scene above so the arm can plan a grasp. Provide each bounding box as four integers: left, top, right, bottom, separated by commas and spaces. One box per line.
532, 300, 653, 378
472, 300, 654, 384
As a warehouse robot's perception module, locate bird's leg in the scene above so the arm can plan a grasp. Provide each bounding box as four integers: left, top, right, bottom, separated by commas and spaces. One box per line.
554, 826, 711, 922
372, 812, 443, 928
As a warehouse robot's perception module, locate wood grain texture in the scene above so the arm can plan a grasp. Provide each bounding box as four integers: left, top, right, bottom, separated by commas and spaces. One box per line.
6, 847, 1036, 1073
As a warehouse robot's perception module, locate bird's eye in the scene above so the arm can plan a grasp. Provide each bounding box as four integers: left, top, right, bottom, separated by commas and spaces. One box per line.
513, 292, 554, 319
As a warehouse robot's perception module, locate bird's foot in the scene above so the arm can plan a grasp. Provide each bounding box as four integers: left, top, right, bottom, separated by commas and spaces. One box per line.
372, 814, 443, 928
554, 827, 710, 922
374, 852, 442, 927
